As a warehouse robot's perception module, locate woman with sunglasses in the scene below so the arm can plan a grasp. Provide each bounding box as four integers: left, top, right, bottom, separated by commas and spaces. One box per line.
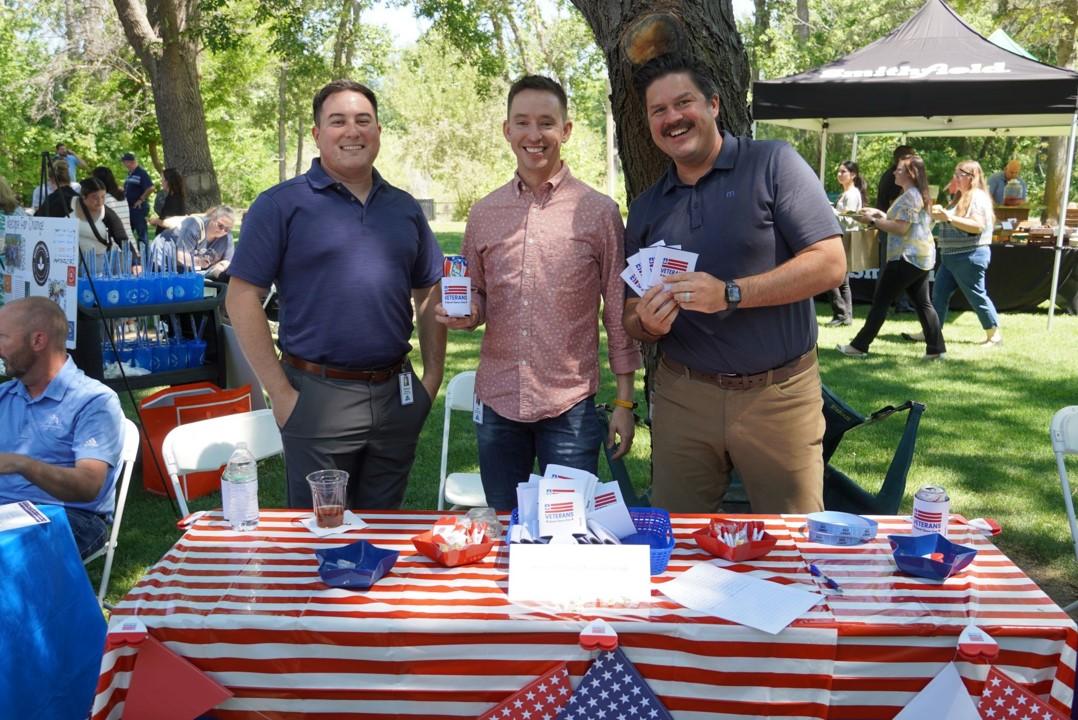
910, 161, 1000, 346
837, 155, 946, 359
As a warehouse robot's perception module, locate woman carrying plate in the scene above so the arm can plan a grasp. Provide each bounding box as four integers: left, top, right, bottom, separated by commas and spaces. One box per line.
836, 154, 946, 360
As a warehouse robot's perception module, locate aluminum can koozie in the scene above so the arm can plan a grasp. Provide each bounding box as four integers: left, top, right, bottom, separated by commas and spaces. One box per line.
912, 485, 950, 537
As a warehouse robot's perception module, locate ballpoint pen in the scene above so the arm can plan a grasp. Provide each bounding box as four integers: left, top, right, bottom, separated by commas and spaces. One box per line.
809, 563, 844, 593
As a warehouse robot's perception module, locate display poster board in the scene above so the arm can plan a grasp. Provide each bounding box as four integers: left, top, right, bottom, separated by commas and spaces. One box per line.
0, 214, 79, 349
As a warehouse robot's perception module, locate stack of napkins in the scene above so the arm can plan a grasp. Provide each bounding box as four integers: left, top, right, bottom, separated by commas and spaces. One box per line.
512, 464, 637, 545
621, 241, 699, 297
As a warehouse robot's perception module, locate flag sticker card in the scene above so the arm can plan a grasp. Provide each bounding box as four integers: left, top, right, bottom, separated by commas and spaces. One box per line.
557, 647, 673, 720
978, 667, 1068, 719
478, 663, 573, 720
622, 244, 698, 297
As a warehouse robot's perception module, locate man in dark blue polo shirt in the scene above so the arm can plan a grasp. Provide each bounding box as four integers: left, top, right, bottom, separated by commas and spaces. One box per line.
622, 55, 845, 515
121, 152, 154, 247
227, 79, 446, 510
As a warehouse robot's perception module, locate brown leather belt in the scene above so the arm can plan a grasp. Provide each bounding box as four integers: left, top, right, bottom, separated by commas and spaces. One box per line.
662, 350, 816, 391
283, 353, 405, 382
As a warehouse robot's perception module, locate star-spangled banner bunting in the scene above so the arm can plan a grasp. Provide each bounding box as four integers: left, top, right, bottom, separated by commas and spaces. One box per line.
978, 666, 1068, 720
557, 647, 674, 720
478, 663, 573, 720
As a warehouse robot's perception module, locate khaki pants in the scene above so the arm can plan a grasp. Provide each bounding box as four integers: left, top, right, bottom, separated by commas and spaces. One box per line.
650, 356, 825, 514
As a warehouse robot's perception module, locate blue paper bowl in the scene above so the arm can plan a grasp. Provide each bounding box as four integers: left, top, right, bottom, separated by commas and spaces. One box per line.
888, 533, 977, 580
315, 540, 399, 589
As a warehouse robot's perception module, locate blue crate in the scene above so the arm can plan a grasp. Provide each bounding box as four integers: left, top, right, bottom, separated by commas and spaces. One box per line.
509, 506, 675, 575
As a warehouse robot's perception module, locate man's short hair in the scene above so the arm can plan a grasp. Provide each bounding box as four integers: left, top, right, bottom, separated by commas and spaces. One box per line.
55, 143, 64, 151
12, 297, 68, 349
205, 205, 235, 225
507, 75, 568, 120
632, 53, 718, 103
893, 145, 915, 161
51, 159, 71, 185
313, 80, 379, 125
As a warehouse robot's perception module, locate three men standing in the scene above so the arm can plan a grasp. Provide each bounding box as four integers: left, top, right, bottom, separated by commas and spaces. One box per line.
228, 80, 446, 510
436, 76, 640, 510
622, 56, 844, 515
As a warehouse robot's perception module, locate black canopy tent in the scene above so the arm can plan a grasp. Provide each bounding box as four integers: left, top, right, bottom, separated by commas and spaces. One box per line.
752, 0, 1078, 325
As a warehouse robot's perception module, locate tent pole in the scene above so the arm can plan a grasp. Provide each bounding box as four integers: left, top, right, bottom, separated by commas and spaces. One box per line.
1048, 111, 1078, 330
851, 134, 859, 162
818, 123, 829, 180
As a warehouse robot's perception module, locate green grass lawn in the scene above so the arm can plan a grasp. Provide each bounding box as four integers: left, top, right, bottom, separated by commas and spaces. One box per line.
89, 232, 1078, 608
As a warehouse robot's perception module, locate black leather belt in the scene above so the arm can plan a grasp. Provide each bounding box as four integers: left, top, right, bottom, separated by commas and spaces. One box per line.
283, 353, 404, 382
662, 350, 816, 390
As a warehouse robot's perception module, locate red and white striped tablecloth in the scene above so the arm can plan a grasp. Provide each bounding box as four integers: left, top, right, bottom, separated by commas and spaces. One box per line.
92, 511, 1076, 720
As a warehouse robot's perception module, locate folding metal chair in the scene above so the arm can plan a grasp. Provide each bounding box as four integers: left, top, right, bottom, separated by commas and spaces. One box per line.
84, 418, 140, 605
1050, 406, 1078, 613
162, 408, 282, 517
437, 371, 487, 510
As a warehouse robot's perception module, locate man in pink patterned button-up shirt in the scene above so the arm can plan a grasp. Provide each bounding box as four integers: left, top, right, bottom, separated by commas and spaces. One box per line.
436, 75, 641, 510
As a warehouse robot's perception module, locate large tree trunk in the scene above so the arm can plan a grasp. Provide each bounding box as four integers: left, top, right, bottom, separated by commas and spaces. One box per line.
568, 0, 751, 202
111, 0, 221, 210
278, 64, 288, 183
1044, 2, 1077, 221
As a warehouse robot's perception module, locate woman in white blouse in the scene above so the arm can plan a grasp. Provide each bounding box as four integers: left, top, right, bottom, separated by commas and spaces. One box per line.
70, 177, 130, 268
826, 160, 866, 326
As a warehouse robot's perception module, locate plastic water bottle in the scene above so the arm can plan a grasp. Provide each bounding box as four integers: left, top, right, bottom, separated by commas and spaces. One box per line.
222, 442, 259, 531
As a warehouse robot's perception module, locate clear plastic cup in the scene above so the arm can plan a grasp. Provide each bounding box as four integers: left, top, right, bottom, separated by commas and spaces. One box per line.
306, 470, 349, 528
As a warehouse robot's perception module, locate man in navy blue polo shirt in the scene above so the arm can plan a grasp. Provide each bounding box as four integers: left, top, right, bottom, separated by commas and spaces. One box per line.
622, 55, 845, 515
227, 79, 446, 510
0, 297, 125, 559
121, 152, 154, 247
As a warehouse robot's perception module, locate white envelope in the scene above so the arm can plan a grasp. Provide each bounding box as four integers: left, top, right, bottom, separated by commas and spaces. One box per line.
588, 482, 637, 539
538, 476, 587, 538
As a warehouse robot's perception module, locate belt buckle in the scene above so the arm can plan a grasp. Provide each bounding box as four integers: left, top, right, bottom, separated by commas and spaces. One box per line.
718, 372, 744, 390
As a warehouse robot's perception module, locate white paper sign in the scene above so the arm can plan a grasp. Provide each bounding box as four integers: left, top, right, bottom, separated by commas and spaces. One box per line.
659, 562, 822, 635
893, 663, 981, 720
508, 543, 651, 606
0, 501, 51, 532
1, 215, 78, 348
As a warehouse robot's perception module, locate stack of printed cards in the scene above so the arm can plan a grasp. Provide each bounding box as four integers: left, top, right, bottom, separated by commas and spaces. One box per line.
621, 241, 699, 297
512, 464, 637, 545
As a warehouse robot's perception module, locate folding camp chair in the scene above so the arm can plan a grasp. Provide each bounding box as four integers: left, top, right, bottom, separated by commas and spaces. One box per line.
721, 385, 924, 514
820, 385, 926, 515
1049, 406, 1078, 613
437, 371, 487, 510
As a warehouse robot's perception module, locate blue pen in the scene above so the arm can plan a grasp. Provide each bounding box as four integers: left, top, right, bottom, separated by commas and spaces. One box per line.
809, 563, 844, 593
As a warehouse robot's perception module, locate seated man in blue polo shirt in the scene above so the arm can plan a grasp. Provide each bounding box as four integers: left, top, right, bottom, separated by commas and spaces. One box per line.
0, 297, 124, 559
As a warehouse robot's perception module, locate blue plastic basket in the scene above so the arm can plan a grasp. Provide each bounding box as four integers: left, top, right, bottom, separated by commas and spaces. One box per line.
509, 506, 675, 576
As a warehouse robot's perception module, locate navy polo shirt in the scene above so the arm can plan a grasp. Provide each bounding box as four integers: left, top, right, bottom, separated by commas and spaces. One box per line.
626, 132, 841, 375
123, 166, 153, 209
231, 159, 444, 368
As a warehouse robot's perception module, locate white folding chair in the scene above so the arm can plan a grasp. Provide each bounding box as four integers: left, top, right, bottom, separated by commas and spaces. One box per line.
162, 408, 282, 517
1050, 406, 1078, 612
84, 418, 139, 605
437, 371, 487, 510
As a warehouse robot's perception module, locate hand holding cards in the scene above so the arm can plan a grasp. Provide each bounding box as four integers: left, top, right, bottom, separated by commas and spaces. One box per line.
622, 242, 700, 297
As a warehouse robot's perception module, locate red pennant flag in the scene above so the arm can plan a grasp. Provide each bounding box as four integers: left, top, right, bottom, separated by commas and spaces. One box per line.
478, 663, 573, 720
123, 636, 233, 720
978, 667, 1068, 720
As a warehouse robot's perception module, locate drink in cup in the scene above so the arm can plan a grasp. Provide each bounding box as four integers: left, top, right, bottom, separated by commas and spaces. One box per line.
306, 469, 349, 529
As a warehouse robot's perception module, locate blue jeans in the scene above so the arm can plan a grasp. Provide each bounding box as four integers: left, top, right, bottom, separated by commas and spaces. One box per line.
129, 207, 149, 248
475, 397, 603, 511
932, 246, 999, 329
66, 507, 108, 560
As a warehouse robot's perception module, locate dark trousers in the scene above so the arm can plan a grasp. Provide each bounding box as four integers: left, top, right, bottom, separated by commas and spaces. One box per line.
828, 275, 852, 321
851, 259, 946, 355
66, 507, 108, 560
280, 362, 432, 510
129, 207, 148, 247
474, 396, 603, 511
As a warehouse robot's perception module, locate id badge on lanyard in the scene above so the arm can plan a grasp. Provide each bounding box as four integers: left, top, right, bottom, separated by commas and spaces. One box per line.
399, 371, 414, 406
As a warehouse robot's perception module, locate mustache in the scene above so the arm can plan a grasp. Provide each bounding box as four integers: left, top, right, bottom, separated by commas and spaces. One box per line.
661, 120, 693, 137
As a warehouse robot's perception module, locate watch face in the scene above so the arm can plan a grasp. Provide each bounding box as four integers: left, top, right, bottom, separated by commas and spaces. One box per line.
726, 282, 741, 303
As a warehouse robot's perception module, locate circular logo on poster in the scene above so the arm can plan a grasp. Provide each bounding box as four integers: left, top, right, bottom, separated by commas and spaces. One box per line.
32, 242, 50, 286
